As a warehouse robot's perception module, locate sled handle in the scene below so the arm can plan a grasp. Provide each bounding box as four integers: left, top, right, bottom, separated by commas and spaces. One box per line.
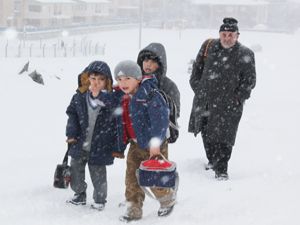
149, 153, 169, 162
159, 153, 168, 161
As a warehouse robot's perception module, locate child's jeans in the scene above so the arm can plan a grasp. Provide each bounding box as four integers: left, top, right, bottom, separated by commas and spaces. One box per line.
70, 150, 107, 204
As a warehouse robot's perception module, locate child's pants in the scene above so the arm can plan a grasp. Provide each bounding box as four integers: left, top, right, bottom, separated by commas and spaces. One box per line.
125, 141, 175, 209
70, 150, 107, 204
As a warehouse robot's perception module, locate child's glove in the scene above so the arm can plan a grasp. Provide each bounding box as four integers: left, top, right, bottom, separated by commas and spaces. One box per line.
112, 152, 125, 159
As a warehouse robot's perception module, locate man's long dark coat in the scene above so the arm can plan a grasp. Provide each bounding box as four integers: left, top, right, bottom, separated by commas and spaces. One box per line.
188, 39, 256, 146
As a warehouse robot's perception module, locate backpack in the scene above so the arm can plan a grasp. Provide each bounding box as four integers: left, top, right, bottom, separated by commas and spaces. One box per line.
150, 89, 179, 144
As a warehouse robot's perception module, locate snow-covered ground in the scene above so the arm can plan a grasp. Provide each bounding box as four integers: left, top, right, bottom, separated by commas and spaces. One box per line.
0, 28, 299, 225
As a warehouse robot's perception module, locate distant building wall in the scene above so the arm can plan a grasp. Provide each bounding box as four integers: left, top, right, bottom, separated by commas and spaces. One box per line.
189, 1, 269, 29
23, 0, 74, 29
189, 0, 300, 32
4, 0, 299, 33
0, 0, 14, 28
73, 0, 111, 25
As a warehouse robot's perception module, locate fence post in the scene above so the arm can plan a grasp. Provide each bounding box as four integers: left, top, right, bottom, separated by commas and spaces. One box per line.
84, 44, 87, 56
43, 44, 46, 57
95, 43, 99, 55
88, 41, 92, 56
29, 44, 33, 57
18, 43, 21, 57
73, 41, 76, 57
53, 44, 57, 57
5, 41, 8, 57
80, 36, 87, 53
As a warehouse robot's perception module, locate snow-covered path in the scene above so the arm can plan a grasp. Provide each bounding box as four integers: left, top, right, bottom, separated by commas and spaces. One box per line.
0, 28, 299, 225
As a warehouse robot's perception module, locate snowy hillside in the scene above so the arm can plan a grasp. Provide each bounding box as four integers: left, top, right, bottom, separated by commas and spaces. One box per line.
0, 28, 299, 225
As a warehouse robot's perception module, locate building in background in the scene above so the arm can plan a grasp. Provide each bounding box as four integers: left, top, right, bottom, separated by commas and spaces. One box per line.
188, 0, 269, 30
24, 0, 74, 29
110, 0, 139, 22
72, 0, 111, 25
142, 0, 189, 29
0, 0, 299, 33
13, 0, 27, 30
0, 0, 14, 29
188, 0, 300, 33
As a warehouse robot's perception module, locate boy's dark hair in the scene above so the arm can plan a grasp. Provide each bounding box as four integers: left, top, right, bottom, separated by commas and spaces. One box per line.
140, 51, 160, 64
139, 51, 163, 76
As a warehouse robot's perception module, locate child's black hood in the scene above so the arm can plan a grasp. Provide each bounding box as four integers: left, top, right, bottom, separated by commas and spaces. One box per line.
137, 43, 167, 82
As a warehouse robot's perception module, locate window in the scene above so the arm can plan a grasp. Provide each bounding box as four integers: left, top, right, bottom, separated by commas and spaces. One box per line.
95, 5, 102, 14
28, 5, 42, 12
54, 4, 62, 15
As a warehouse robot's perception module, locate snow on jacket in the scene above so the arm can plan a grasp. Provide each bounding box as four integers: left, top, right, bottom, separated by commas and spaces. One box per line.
113, 77, 169, 151
66, 90, 116, 165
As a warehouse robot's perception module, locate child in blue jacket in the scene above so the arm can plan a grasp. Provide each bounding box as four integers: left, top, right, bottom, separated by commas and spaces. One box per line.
65, 61, 115, 211
112, 60, 176, 222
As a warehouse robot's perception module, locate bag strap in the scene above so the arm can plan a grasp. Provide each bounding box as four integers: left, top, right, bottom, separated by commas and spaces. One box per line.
147, 89, 164, 104
62, 144, 70, 165
203, 38, 214, 58
158, 152, 168, 161
149, 152, 169, 161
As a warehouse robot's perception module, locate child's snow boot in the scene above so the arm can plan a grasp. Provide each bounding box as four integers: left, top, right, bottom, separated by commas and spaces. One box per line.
67, 192, 86, 205
91, 202, 105, 211
119, 205, 142, 222
158, 200, 176, 217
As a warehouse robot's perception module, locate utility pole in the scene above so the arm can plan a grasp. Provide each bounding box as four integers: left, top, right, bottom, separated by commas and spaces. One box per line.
138, 0, 144, 49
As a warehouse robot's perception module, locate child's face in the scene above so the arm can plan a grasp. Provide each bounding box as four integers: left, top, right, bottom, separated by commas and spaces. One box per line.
117, 76, 141, 94
89, 74, 107, 91
142, 59, 159, 74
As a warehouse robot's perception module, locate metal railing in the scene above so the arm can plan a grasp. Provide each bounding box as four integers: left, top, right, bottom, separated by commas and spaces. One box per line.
2, 40, 105, 58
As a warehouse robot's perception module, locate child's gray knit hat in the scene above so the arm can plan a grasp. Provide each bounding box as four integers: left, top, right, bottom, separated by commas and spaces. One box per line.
114, 60, 142, 80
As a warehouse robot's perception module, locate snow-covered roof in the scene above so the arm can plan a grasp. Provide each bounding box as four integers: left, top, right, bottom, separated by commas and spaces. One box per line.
117, 6, 139, 9
52, 14, 72, 19
32, 0, 111, 4
32, 0, 75, 3
75, 0, 110, 3
191, 0, 269, 5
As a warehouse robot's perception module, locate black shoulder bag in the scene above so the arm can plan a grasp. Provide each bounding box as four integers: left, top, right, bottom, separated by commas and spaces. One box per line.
53, 145, 71, 189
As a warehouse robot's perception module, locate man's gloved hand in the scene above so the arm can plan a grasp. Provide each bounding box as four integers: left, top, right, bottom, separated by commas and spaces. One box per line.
66, 138, 77, 144
112, 152, 125, 159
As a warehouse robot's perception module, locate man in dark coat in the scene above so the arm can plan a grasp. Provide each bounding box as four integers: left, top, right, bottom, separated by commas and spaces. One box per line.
188, 18, 256, 180
137, 42, 180, 118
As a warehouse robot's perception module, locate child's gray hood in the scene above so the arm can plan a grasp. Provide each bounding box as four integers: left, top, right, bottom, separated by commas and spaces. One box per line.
137, 43, 167, 81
